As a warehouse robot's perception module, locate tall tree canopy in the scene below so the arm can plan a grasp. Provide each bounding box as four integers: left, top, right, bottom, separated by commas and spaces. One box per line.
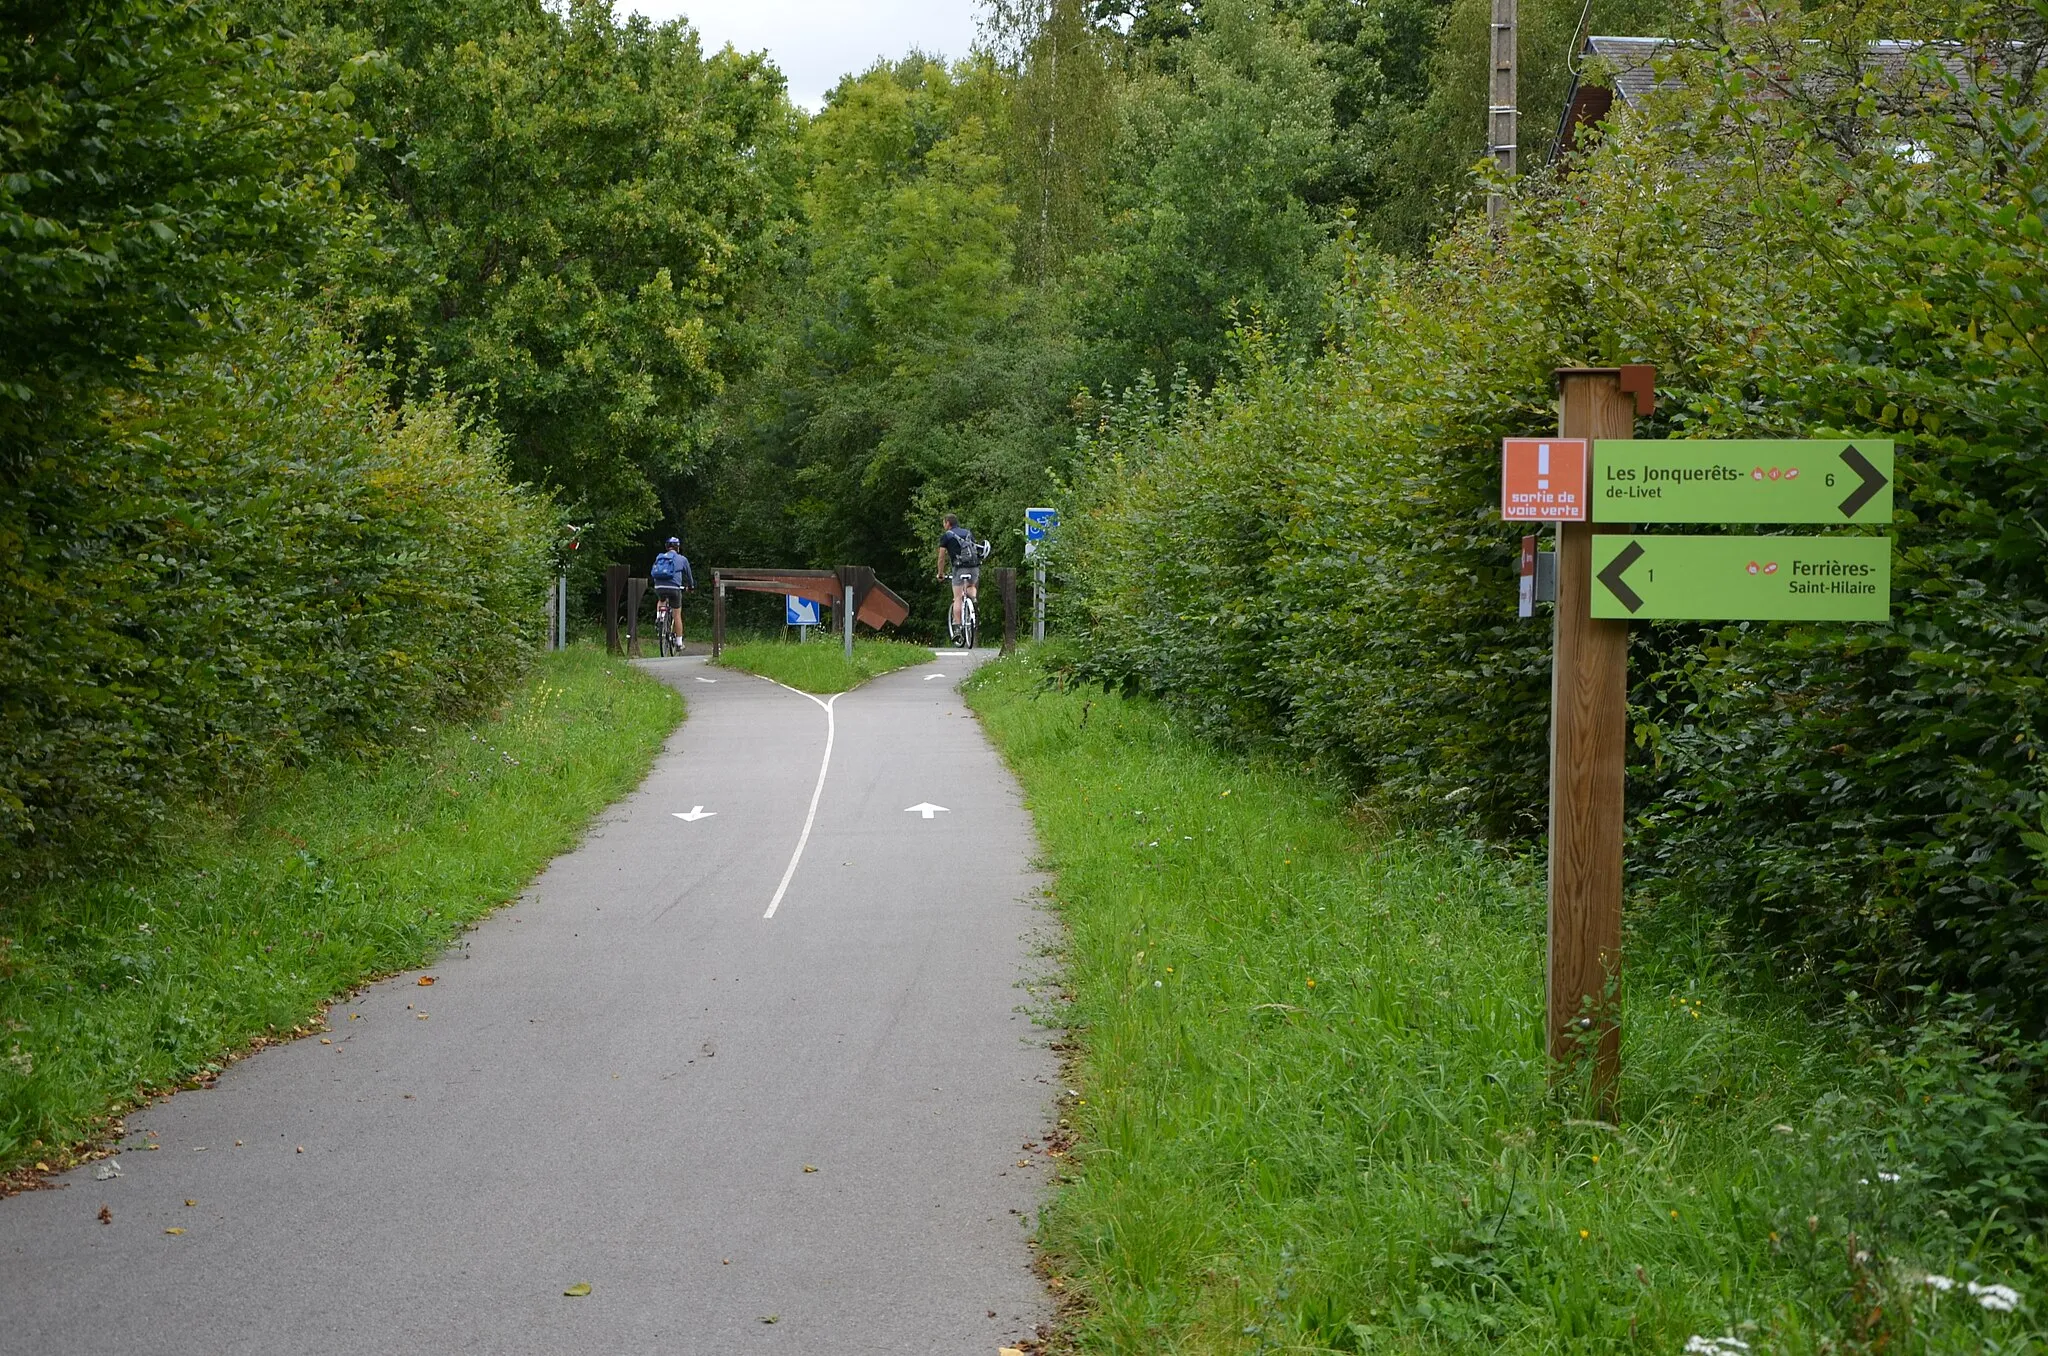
264, 0, 802, 555
691, 55, 1075, 608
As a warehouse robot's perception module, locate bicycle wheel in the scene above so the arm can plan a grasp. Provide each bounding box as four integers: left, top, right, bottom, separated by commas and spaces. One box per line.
961, 595, 977, 650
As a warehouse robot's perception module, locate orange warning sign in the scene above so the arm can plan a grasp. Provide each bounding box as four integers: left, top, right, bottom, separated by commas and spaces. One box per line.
1500, 437, 1589, 522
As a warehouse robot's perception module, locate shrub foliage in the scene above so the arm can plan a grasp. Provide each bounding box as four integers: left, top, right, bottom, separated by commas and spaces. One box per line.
0, 316, 551, 865
1058, 6, 2048, 1027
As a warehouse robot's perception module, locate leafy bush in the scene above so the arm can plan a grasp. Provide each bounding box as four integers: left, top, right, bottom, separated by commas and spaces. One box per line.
0, 0, 350, 464
0, 312, 552, 869
1058, 7, 2048, 1027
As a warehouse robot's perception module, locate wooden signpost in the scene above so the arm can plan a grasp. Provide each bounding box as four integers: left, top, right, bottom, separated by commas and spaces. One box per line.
1504, 369, 1896, 1115
1542, 371, 1640, 1112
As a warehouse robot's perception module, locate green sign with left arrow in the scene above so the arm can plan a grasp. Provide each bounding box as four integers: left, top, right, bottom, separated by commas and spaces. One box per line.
1591, 439, 1894, 524
1591, 534, 1892, 620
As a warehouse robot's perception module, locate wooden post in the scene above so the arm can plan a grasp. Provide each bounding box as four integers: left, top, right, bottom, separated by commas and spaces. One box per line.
711, 573, 725, 658
626, 577, 646, 657
603, 564, 627, 655
998, 567, 1018, 655
1547, 368, 1642, 1115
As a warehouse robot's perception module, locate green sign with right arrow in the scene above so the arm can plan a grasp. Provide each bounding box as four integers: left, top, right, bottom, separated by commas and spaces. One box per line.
1592, 440, 1893, 524
1591, 534, 1892, 620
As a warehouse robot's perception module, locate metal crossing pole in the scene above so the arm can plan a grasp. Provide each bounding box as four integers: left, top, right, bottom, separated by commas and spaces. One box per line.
1033, 566, 1046, 643
843, 582, 855, 659
1487, 0, 1517, 230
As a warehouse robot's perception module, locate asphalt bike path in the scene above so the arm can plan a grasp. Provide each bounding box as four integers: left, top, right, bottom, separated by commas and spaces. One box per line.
0, 652, 1057, 1355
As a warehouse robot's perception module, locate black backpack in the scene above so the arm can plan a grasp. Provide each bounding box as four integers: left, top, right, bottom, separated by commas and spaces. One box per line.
951, 529, 982, 567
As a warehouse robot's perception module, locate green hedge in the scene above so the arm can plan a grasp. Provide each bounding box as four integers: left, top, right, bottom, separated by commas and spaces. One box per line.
1059, 13, 2048, 1027
0, 312, 552, 869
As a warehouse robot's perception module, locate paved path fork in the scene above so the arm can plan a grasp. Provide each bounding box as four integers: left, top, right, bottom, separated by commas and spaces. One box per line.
0, 653, 1057, 1355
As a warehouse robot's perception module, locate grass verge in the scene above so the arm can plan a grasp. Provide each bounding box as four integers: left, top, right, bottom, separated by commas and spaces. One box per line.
0, 645, 681, 1183
714, 636, 936, 693
966, 649, 2044, 1355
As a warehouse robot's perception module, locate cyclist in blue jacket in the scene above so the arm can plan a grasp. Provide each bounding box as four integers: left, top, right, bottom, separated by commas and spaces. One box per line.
935, 514, 983, 645
651, 537, 694, 649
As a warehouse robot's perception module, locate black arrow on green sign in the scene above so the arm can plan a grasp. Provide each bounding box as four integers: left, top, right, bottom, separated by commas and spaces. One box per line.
1596, 539, 1645, 614
1838, 444, 1889, 518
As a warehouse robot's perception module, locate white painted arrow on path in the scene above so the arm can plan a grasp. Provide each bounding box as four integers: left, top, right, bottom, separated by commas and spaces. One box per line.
672, 806, 717, 822
694, 677, 717, 683
924, 673, 947, 681
904, 802, 950, 820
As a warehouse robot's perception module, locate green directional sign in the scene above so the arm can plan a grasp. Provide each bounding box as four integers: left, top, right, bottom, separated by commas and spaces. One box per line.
1591, 440, 1894, 524
1591, 534, 1892, 620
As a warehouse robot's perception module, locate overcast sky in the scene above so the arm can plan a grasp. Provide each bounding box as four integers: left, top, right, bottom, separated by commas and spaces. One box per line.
623, 1, 986, 111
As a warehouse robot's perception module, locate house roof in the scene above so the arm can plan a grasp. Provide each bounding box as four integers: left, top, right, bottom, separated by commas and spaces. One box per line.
1550, 36, 1987, 163
1579, 36, 1682, 107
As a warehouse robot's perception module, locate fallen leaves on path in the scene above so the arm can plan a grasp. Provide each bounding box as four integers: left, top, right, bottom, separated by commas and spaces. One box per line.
563, 1283, 592, 1298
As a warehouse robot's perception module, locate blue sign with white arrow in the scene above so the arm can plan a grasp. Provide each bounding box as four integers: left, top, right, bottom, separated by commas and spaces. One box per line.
786, 595, 820, 627
1024, 506, 1057, 558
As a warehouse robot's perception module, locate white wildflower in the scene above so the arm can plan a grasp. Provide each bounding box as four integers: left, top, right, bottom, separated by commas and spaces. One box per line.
1876, 1171, 1901, 1183
1684, 1338, 1751, 1355
1919, 1273, 1955, 1292
1968, 1281, 2022, 1313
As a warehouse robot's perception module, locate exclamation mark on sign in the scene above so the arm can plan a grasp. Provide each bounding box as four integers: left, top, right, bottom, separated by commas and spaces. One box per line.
1537, 443, 1550, 491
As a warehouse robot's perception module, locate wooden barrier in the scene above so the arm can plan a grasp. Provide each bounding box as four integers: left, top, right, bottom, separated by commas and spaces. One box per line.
603, 564, 627, 655
997, 567, 1017, 655
626, 577, 647, 657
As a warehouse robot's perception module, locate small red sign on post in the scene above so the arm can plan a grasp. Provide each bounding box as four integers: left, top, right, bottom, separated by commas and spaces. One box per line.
1501, 437, 1589, 522
1518, 534, 1538, 618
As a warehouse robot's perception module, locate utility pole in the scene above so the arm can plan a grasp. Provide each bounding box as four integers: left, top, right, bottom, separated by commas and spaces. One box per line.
1488, 0, 1518, 229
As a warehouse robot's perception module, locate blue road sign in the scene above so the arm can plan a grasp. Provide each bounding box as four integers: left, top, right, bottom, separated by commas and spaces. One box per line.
786, 595, 820, 627
1024, 506, 1057, 558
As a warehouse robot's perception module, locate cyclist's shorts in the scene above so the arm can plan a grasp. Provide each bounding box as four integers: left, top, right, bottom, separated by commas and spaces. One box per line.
949, 567, 981, 588
653, 586, 685, 608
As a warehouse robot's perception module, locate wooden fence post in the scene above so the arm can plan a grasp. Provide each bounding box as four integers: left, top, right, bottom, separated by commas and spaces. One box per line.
1547, 367, 1644, 1116
603, 564, 627, 656
998, 568, 1018, 655
626, 577, 646, 657
711, 573, 725, 658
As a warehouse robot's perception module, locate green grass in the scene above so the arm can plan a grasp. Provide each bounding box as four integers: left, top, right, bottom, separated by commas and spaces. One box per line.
714, 636, 937, 692
0, 645, 681, 1180
966, 650, 2044, 1355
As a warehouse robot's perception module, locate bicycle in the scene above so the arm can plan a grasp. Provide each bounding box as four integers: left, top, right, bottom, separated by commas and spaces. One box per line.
653, 592, 686, 657
953, 590, 978, 650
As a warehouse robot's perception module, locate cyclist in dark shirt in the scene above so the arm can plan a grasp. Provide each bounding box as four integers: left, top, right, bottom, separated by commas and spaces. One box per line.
935, 514, 981, 644
651, 537, 694, 648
